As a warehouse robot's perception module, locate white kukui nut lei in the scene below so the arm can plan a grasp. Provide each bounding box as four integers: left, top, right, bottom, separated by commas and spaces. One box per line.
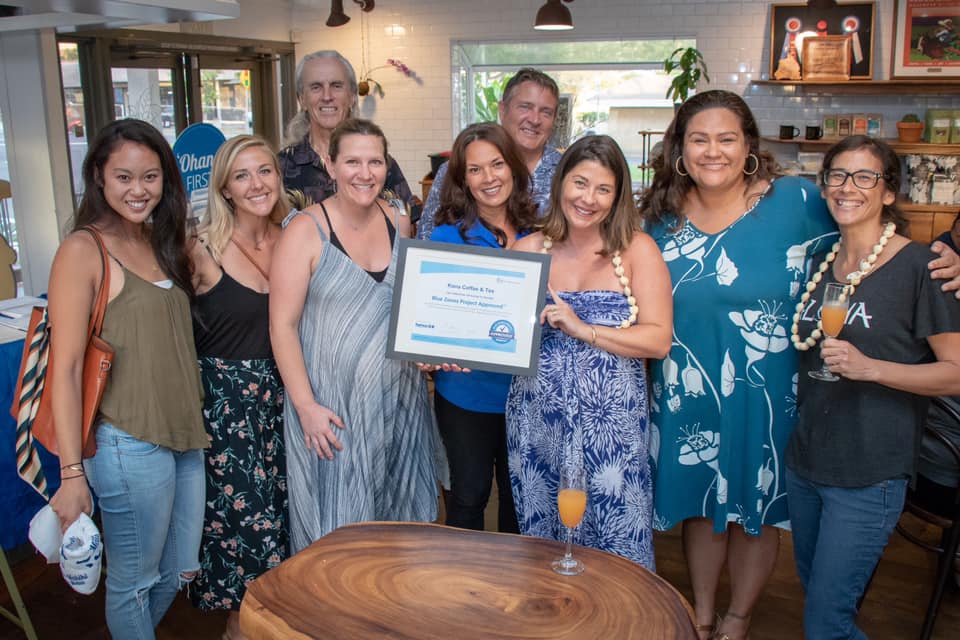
789, 222, 896, 351
542, 237, 638, 329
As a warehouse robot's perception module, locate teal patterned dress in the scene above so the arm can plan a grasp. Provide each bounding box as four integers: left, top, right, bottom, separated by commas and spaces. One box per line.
648, 177, 836, 535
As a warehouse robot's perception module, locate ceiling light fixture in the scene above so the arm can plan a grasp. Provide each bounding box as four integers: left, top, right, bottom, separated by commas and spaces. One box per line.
326, 0, 349, 27
534, 0, 574, 31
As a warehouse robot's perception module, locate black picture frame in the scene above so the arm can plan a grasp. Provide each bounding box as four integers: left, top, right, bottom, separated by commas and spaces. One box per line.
769, 2, 876, 80
386, 239, 551, 377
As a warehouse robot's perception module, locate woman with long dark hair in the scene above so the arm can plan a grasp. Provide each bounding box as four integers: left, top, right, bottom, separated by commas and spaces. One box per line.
430, 122, 537, 532
642, 91, 960, 640
47, 119, 206, 639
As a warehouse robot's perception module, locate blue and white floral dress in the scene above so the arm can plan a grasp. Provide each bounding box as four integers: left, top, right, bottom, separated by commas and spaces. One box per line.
507, 290, 655, 569
648, 177, 836, 535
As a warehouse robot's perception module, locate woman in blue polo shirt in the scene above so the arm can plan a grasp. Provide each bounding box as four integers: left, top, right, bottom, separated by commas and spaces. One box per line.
430, 122, 538, 532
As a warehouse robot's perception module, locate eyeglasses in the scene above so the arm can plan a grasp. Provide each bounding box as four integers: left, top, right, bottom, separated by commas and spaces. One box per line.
821, 169, 887, 189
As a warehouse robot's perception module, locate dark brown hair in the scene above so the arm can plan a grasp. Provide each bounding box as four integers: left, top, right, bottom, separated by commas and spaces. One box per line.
75, 118, 193, 298
435, 122, 537, 246
640, 90, 779, 228
820, 135, 908, 234
540, 135, 640, 256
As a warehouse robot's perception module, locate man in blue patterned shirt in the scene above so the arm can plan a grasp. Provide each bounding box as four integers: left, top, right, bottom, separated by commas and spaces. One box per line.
416, 68, 562, 240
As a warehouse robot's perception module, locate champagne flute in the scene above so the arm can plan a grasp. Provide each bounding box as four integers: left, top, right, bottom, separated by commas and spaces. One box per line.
552, 466, 587, 576
808, 282, 848, 382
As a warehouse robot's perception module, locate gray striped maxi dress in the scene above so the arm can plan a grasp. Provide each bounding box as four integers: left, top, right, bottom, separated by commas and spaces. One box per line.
283, 209, 439, 553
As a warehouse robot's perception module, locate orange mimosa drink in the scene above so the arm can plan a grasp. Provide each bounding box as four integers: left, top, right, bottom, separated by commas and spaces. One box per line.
821, 304, 847, 337
558, 488, 587, 528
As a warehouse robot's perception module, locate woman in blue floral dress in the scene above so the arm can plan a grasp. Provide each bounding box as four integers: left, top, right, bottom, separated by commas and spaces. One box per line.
190, 135, 288, 640
507, 135, 672, 570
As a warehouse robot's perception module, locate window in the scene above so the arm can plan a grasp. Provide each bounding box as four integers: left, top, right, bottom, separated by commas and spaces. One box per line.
452, 38, 696, 189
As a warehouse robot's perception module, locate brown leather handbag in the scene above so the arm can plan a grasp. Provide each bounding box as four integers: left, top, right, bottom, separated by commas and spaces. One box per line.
11, 227, 113, 458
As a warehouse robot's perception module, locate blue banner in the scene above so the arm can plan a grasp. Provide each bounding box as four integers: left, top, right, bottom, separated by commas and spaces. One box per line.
172, 123, 225, 220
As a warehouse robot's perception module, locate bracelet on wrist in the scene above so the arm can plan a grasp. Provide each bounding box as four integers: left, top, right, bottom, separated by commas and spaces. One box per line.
590, 325, 598, 346
61, 473, 86, 481
61, 463, 84, 472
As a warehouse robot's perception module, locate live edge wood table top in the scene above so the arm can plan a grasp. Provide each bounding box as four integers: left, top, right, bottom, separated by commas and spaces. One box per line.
240, 522, 697, 640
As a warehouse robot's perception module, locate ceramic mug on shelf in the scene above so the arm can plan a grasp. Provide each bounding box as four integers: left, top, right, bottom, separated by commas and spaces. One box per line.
805, 125, 823, 140
779, 125, 800, 140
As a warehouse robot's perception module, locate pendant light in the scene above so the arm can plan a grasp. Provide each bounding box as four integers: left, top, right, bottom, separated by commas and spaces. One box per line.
534, 0, 574, 31
326, 0, 350, 27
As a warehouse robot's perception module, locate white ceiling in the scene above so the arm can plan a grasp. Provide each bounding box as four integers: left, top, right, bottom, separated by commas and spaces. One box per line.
0, 0, 240, 33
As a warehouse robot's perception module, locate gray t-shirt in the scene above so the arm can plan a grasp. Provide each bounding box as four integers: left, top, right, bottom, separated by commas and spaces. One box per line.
787, 242, 960, 488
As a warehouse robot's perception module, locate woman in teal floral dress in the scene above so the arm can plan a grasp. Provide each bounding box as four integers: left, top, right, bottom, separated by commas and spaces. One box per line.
641, 90, 960, 640
190, 135, 288, 640
642, 92, 835, 640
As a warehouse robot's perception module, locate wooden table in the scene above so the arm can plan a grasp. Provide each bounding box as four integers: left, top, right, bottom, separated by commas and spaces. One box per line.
240, 522, 697, 639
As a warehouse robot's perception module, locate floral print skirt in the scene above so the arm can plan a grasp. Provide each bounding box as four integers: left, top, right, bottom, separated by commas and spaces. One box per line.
190, 356, 287, 611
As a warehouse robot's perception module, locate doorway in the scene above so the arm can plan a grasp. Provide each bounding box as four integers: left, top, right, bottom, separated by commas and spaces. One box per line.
57, 30, 295, 201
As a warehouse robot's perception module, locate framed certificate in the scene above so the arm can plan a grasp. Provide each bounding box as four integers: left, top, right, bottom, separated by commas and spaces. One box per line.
769, 2, 875, 80
386, 239, 550, 376
801, 35, 852, 80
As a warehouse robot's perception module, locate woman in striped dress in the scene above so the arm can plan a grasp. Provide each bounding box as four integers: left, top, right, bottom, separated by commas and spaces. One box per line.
270, 118, 438, 552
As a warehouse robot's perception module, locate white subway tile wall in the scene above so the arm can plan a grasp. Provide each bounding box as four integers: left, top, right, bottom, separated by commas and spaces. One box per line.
246, 0, 958, 186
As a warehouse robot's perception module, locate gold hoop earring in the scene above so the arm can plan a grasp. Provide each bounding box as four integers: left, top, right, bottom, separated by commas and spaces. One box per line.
743, 153, 760, 176
675, 157, 689, 177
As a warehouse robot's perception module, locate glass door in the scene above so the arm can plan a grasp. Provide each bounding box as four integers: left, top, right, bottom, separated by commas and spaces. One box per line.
200, 66, 254, 139
112, 66, 178, 145
56, 31, 296, 202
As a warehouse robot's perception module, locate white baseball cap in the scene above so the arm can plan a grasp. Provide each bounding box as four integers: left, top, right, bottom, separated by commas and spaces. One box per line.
59, 513, 102, 595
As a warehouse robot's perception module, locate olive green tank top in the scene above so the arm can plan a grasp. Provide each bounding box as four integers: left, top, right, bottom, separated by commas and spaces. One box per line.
97, 269, 207, 451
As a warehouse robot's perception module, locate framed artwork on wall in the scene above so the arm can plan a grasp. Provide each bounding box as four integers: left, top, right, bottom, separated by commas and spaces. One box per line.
769, 2, 875, 81
892, 0, 960, 78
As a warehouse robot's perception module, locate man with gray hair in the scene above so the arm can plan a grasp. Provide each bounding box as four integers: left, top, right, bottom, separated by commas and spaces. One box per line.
416, 68, 562, 240
279, 50, 414, 209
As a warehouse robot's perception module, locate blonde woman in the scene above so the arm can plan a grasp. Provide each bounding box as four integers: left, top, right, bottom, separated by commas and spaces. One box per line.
189, 135, 288, 640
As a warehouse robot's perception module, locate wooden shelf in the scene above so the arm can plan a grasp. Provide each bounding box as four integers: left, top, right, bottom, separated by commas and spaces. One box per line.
751, 79, 960, 95
898, 199, 959, 215
761, 137, 960, 155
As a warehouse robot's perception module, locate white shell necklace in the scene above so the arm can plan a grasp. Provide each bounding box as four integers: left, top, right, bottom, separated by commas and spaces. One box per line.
542, 236, 638, 328
789, 222, 896, 351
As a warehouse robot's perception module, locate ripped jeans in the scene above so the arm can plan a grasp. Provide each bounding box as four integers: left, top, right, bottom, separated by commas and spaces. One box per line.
85, 422, 205, 640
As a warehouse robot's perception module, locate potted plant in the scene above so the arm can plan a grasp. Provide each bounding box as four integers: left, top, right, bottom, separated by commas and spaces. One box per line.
896, 114, 924, 143
664, 46, 710, 105
358, 58, 414, 97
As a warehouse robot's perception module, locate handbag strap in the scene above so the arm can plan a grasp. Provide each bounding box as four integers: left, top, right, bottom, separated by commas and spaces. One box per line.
80, 227, 111, 339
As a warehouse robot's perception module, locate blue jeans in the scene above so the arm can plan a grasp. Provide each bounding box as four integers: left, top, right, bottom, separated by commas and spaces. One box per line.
786, 467, 907, 640
85, 423, 205, 640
